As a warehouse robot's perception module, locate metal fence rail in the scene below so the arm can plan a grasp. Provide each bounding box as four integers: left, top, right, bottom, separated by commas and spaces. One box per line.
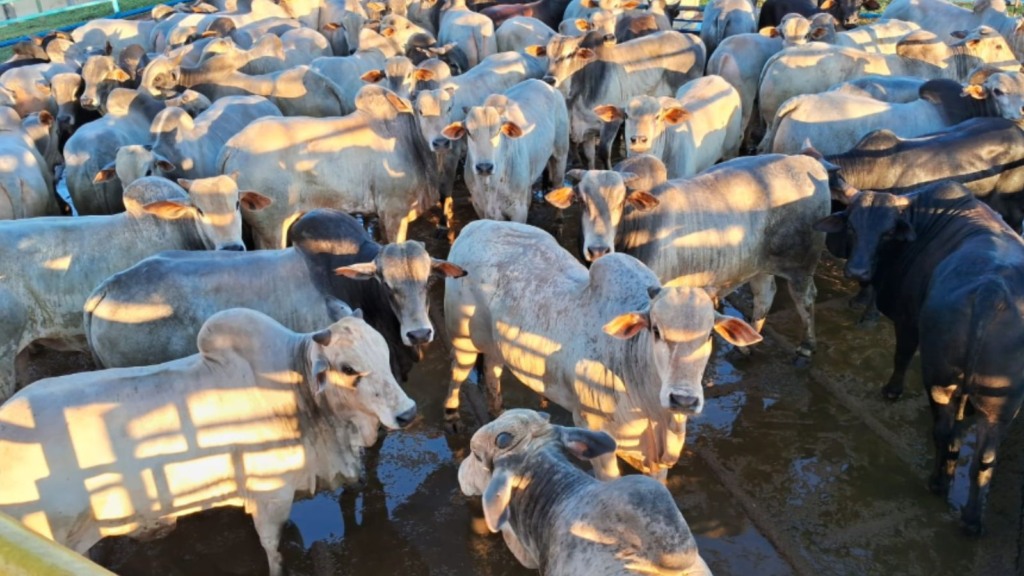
0, 510, 115, 576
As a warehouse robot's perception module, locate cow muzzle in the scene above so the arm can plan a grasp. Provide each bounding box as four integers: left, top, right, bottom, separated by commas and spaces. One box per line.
395, 404, 417, 428
844, 265, 871, 283
475, 162, 494, 176
668, 392, 703, 415
431, 136, 451, 151
586, 245, 611, 261
543, 75, 557, 86
80, 97, 97, 110
218, 242, 246, 252
405, 327, 433, 345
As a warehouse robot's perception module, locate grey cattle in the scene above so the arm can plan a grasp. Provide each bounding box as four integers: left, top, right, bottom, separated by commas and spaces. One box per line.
705, 33, 782, 151
531, 30, 705, 168
310, 28, 404, 114
444, 220, 761, 480
459, 410, 713, 576
827, 75, 928, 102
79, 55, 132, 111
438, 0, 496, 68
219, 85, 436, 247
441, 79, 568, 223
0, 108, 58, 219
547, 154, 829, 360
0, 308, 415, 576
701, 0, 755, 56
495, 16, 556, 53
109, 95, 282, 185
834, 18, 921, 53
72, 18, 158, 54
884, 0, 1024, 60
85, 209, 465, 380
0, 176, 269, 400
0, 62, 74, 117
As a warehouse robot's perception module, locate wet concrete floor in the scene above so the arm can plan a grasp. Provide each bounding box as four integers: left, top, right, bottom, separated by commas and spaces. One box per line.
21, 186, 1024, 576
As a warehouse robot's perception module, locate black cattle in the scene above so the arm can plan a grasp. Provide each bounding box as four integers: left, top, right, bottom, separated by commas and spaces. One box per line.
825, 117, 1024, 232
757, 0, 879, 30
814, 180, 1024, 534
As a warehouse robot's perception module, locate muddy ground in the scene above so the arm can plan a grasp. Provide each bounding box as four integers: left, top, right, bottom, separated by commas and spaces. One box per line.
19, 183, 1024, 576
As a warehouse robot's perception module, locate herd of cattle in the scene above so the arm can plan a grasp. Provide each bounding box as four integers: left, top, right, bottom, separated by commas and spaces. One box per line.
0, 0, 1023, 572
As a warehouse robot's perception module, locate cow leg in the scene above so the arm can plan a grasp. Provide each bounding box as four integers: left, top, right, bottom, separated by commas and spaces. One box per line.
748, 273, 777, 334
574, 410, 620, 481
380, 210, 413, 244
882, 320, 918, 400
926, 379, 960, 496
582, 137, 597, 170
0, 297, 27, 401
962, 415, 1009, 535
445, 338, 479, 433
249, 498, 292, 576
785, 274, 817, 361
482, 356, 504, 418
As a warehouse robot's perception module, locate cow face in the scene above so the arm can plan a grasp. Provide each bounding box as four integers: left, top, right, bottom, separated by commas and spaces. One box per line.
529, 34, 597, 95
140, 56, 181, 98
458, 409, 615, 532
335, 241, 466, 346
813, 190, 916, 282
362, 56, 418, 100
443, 105, 522, 181
545, 169, 657, 262
50, 72, 82, 135
80, 55, 130, 111
142, 175, 271, 251
965, 71, 1024, 120
414, 88, 456, 152
820, 0, 878, 29
947, 26, 1016, 70
604, 286, 762, 414
107, 144, 175, 186
627, 95, 690, 156
306, 316, 418, 430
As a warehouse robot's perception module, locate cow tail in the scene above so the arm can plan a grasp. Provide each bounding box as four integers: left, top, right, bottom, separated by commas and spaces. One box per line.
82, 289, 107, 368
0, 182, 15, 219
964, 282, 1006, 394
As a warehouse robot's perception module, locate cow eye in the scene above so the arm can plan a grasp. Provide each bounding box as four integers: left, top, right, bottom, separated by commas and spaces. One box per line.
993, 88, 1004, 96
652, 325, 662, 340
495, 432, 513, 449
235, 200, 240, 210
194, 207, 204, 217
341, 364, 359, 376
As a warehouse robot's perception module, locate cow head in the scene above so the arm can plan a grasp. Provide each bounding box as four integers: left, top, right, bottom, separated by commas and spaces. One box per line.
545, 169, 657, 261
80, 55, 131, 110
414, 88, 457, 152
458, 409, 616, 533
616, 96, 688, 156
140, 174, 271, 251
335, 240, 466, 346
604, 285, 762, 414
963, 68, 1024, 120
761, 13, 836, 47
443, 104, 523, 182
527, 33, 599, 95
49, 72, 83, 137
304, 315, 418, 430
945, 26, 1016, 73
361, 55, 418, 100
140, 56, 182, 98
819, 0, 879, 30
102, 144, 176, 186
813, 189, 916, 282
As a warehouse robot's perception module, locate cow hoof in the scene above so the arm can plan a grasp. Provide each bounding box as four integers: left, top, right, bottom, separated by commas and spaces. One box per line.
881, 384, 903, 401
792, 354, 811, 368
927, 473, 948, 496
961, 518, 984, 537
444, 409, 465, 434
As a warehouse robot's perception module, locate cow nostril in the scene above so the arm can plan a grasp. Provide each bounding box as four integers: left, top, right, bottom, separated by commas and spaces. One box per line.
543, 76, 556, 86
431, 137, 448, 149
475, 162, 494, 175
219, 243, 245, 252
629, 137, 637, 144
587, 246, 610, 260
396, 405, 417, 428
406, 328, 433, 344
668, 393, 701, 414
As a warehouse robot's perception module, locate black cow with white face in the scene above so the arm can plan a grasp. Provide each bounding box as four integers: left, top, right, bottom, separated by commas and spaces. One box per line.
814, 180, 1024, 535
758, 0, 880, 30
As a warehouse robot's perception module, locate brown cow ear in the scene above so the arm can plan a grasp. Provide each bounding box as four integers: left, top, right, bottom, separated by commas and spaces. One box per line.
240, 191, 272, 210
323, 22, 342, 31
109, 68, 131, 82
442, 122, 466, 140
863, 0, 880, 9
812, 212, 847, 233
156, 159, 176, 172
819, 0, 835, 10
413, 68, 434, 81
93, 167, 118, 183
759, 26, 780, 38
592, 104, 623, 122
575, 48, 596, 60
660, 106, 690, 125
950, 29, 968, 39
713, 313, 763, 347
361, 69, 386, 83
37, 110, 54, 125
176, 178, 193, 191
810, 27, 828, 40
575, 18, 591, 31
962, 84, 987, 99
385, 92, 413, 113
603, 311, 649, 339
626, 190, 659, 210
432, 258, 467, 278
524, 45, 546, 57
335, 262, 378, 279
500, 122, 523, 138
142, 200, 194, 220
544, 187, 576, 209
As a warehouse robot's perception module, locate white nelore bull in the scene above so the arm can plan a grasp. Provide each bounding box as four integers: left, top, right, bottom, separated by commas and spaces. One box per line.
441, 79, 569, 222
546, 154, 829, 361
459, 409, 714, 576
0, 176, 271, 400
443, 220, 761, 480
594, 75, 742, 180
0, 308, 416, 576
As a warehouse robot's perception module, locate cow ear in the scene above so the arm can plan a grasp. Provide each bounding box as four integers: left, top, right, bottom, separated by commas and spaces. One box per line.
950, 29, 968, 39
575, 48, 596, 60
819, 0, 835, 10
482, 468, 514, 533
335, 261, 379, 279
442, 121, 466, 140
626, 190, 659, 210
385, 92, 413, 114
500, 122, 523, 138
713, 312, 763, 347
575, 18, 591, 31
240, 191, 272, 211
962, 84, 987, 99
360, 69, 386, 83
863, 0, 880, 9
810, 26, 829, 40
326, 298, 353, 322
544, 187, 576, 209
760, 26, 780, 38
312, 328, 332, 346
592, 104, 623, 123
557, 426, 616, 460
603, 311, 649, 339
413, 68, 434, 81
93, 165, 118, 183
813, 212, 847, 233
893, 218, 916, 242
109, 68, 131, 82
156, 159, 176, 172
524, 45, 546, 57
323, 22, 342, 31
566, 168, 586, 183
660, 106, 690, 125
142, 200, 194, 219
432, 258, 467, 278
37, 110, 54, 126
